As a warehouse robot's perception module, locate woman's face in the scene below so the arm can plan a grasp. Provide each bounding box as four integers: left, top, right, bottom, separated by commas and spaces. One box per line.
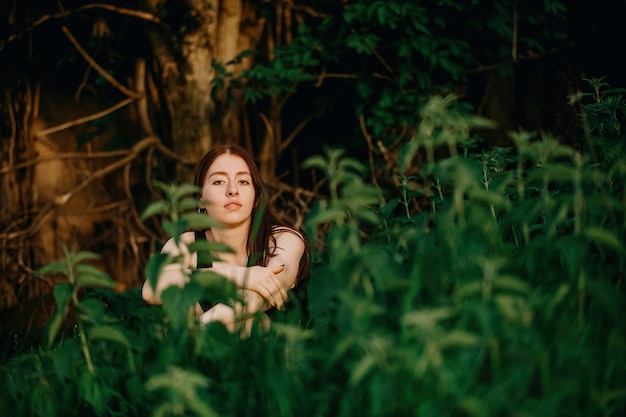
200, 153, 256, 227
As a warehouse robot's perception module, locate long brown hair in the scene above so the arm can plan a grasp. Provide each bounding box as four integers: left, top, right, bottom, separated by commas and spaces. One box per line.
193, 143, 311, 287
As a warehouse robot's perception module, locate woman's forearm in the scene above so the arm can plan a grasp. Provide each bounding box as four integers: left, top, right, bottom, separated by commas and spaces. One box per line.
142, 264, 189, 304
199, 289, 269, 328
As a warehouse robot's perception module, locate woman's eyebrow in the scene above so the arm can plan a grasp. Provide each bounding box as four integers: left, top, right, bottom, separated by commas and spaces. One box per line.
208, 170, 251, 177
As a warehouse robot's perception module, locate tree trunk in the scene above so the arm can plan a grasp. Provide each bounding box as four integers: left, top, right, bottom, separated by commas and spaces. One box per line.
139, 0, 258, 182
140, 0, 217, 180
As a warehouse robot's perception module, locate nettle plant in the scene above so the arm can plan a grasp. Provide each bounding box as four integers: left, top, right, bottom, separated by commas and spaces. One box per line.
1, 80, 625, 417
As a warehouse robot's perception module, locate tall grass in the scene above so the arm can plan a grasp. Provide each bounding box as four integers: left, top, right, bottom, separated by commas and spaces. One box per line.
1, 78, 624, 417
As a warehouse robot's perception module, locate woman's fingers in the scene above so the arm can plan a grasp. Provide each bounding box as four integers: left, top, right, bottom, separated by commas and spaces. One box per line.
261, 265, 287, 308
271, 265, 285, 274
247, 265, 288, 308
270, 265, 288, 306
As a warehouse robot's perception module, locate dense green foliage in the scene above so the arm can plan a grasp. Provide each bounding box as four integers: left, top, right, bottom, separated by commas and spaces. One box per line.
217, 0, 569, 151
3, 2, 623, 416
1, 78, 624, 417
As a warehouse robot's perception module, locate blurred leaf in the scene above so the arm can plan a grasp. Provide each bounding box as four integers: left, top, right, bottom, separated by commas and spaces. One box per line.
68, 250, 101, 265
349, 355, 376, 386
584, 226, 625, 253
161, 284, 199, 330
179, 197, 201, 212
51, 341, 80, 382
145, 252, 175, 294
140, 200, 169, 221
187, 239, 233, 257
79, 371, 108, 416
180, 212, 223, 231
493, 275, 532, 294
403, 307, 456, 330
173, 183, 201, 200
35, 260, 68, 276
439, 329, 482, 348
301, 155, 327, 170
89, 325, 132, 349
75, 264, 117, 289
468, 187, 511, 209
190, 269, 239, 302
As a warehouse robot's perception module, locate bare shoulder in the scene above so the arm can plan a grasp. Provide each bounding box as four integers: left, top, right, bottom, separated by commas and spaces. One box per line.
161, 231, 195, 253
270, 226, 305, 251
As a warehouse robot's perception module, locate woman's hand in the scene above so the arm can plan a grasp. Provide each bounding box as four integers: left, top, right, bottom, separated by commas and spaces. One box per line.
243, 265, 288, 309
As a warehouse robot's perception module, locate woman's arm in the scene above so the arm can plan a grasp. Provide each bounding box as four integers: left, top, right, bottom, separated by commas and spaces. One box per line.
206, 230, 305, 307
143, 229, 305, 315
141, 233, 195, 304
198, 290, 269, 332
198, 230, 306, 330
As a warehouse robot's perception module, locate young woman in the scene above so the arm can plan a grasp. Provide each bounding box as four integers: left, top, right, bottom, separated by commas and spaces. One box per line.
142, 144, 311, 333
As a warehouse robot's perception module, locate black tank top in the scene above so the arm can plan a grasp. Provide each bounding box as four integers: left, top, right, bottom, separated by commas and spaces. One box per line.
194, 230, 214, 311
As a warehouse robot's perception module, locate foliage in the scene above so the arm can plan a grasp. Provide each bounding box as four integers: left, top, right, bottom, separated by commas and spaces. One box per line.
1, 79, 625, 417
217, 0, 568, 146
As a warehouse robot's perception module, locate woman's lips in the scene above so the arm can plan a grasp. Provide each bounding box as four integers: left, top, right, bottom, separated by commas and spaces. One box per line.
224, 201, 242, 209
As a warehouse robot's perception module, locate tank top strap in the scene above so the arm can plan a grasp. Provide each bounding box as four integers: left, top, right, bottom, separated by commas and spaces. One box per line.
194, 230, 213, 269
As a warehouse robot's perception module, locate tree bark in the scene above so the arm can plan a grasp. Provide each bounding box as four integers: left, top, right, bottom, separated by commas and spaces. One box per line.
140, 0, 218, 180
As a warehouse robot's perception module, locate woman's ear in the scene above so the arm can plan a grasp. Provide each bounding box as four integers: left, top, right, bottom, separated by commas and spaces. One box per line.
198, 198, 208, 213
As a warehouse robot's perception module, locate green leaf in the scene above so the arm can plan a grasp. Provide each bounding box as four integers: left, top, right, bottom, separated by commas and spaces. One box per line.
79, 371, 108, 416
52, 283, 73, 314
190, 270, 239, 301
69, 251, 101, 264
493, 274, 532, 294
35, 260, 68, 276
145, 252, 175, 294
47, 310, 67, 347
439, 330, 481, 348
161, 284, 198, 330
51, 341, 80, 382
584, 226, 625, 253
140, 200, 169, 221
179, 196, 202, 211
382, 198, 400, 219
301, 155, 328, 170
89, 325, 131, 349
403, 307, 456, 329
75, 264, 117, 289
187, 239, 233, 261
163, 219, 187, 238
468, 187, 511, 209
309, 206, 348, 225
174, 183, 201, 199
180, 212, 223, 230
349, 355, 376, 386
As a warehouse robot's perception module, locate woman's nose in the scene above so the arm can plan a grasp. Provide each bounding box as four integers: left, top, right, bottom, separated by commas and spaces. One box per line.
226, 183, 238, 196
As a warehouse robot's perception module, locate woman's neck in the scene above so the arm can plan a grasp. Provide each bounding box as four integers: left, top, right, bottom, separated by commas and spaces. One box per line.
207, 225, 249, 265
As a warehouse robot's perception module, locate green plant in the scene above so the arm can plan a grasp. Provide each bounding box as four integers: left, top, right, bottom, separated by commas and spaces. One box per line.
1, 79, 624, 417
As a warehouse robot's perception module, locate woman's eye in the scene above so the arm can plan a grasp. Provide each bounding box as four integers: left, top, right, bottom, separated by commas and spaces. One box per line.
238, 179, 250, 185
212, 179, 225, 185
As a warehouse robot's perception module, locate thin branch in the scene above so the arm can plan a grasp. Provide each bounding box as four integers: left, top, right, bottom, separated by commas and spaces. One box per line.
61, 25, 142, 99
359, 113, 382, 192
279, 114, 313, 154
466, 47, 560, 74
36, 96, 136, 138
0, 149, 127, 175
53, 136, 156, 206
1, 3, 164, 52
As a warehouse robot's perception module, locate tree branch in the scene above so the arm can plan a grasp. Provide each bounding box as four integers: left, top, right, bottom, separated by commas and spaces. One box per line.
1, 3, 165, 52
36, 96, 136, 138
60, 25, 142, 99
